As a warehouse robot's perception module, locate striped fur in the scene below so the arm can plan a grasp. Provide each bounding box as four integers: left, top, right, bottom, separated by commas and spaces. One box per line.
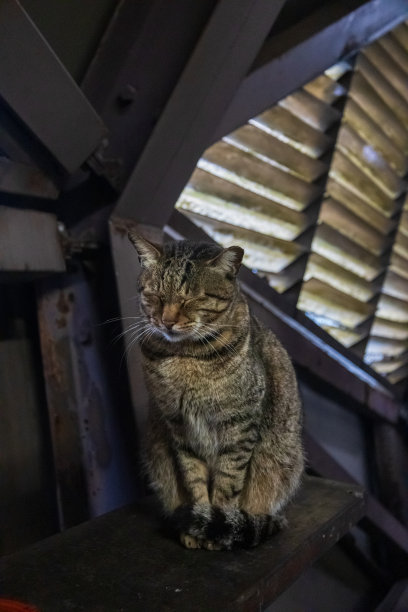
129, 234, 304, 550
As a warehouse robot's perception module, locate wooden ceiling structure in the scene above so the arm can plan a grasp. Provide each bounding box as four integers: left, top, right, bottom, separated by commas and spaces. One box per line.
1, 0, 408, 603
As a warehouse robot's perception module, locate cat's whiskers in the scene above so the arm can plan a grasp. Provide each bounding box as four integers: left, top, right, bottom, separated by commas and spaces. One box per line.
121, 324, 153, 366
112, 321, 148, 345
100, 315, 145, 325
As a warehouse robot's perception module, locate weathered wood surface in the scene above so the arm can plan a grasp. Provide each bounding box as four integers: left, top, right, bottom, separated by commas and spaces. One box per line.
0, 0, 105, 173
114, 0, 287, 224
0, 477, 365, 612
0, 335, 57, 555
375, 579, 408, 611
37, 268, 138, 530
214, 0, 408, 141
0, 206, 65, 275
305, 431, 408, 557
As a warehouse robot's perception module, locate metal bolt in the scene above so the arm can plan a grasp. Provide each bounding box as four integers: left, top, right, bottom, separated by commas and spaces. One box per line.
117, 84, 137, 105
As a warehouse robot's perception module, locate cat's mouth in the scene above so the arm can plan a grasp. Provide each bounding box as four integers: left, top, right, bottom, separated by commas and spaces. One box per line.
155, 324, 192, 342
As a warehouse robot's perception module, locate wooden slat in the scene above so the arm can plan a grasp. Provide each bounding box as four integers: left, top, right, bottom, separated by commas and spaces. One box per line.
251, 106, 333, 159
0, 206, 65, 275
343, 99, 407, 177
200, 141, 321, 211
349, 71, 408, 154
366, 336, 408, 360
313, 222, 384, 281
371, 317, 408, 341
394, 231, 408, 260
388, 363, 408, 384
390, 251, 408, 280
326, 177, 395, 235
0, 477, 366, 612
304, 252, 375, 302
186, 212, 303, 274
319, 325, 362, 348
392, 22, 408, 53
382, 270, 408, 302
330, 150, 396, 217
278, 89, 341, 131
376, 294, 408, 323
399, 210, 408, 237
298, 277, 374, 328
319, 198, 386, 256
224, 124, 327, 182
364, 41, 408, 102
184, 168, 309, 235
324, 62, 352, 81
261, 256, 308, 293
214, 0, 408, 141
303, 74, 347, 105
336, 122, 404, 200
357, 53, 408, 131
372, 358, 407, 375
377, 35, 408, 74
176, 181, 307, 242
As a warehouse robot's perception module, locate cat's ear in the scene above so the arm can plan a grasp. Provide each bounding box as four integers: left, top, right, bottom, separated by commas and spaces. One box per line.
208, 246, 244, 276
128, 232, 162, 268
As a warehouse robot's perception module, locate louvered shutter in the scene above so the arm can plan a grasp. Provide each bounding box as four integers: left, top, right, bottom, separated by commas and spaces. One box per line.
176, 63, 347, 292
175, 22, 408, 388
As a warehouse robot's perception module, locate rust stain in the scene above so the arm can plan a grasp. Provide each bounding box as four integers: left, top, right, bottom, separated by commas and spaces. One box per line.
56, 316, 67, 329
57, 290, 70, 314
111, 216, 143, 238
86, 382, 112, 468
38, 319, 65, 387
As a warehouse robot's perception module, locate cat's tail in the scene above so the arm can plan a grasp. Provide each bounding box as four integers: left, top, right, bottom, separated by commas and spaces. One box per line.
171, 503, 286, 550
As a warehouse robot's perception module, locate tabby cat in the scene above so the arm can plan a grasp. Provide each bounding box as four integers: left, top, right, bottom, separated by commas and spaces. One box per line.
129, 233, 304, 550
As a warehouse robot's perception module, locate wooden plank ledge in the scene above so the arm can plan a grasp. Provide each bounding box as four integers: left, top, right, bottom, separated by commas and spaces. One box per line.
0, 477, 365, 612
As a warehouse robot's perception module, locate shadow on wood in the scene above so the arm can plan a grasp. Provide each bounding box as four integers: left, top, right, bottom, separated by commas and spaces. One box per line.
0, 476, 365, 612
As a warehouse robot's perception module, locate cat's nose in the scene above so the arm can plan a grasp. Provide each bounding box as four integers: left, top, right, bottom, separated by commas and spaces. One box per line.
162, 304, 179, 329
162, 318, 176, 330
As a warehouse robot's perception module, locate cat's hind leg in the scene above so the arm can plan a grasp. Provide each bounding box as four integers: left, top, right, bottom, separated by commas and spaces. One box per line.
239, 446, 303, 520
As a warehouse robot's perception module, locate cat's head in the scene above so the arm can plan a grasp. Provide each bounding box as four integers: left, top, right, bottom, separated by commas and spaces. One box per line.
129, 233, 244, 342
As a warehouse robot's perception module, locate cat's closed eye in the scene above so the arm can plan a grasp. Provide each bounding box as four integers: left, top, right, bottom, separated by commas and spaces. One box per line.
142, 292, 163, 306
204, 292, 229, 301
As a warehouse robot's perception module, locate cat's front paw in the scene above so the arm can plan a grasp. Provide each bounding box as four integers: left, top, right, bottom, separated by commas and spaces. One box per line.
180, 532, 203, 549
202, 539, 225, 551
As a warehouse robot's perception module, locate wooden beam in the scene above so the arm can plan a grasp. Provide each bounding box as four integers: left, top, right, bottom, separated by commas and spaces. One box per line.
82, 0, 217, 188
37, 268, 138, 529
214, 0, 408, 141
0, 157, 59, 199
109, 217, 162, 436
0, 206, 65, 277
305, 431, 408, 558
0, 306, 58, 554
375, 580, 408, 612
114, 0, 288, 223
0, 0, 106, 174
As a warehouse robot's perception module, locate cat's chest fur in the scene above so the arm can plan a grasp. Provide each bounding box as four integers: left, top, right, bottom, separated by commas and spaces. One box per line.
145, 353, 264, 459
